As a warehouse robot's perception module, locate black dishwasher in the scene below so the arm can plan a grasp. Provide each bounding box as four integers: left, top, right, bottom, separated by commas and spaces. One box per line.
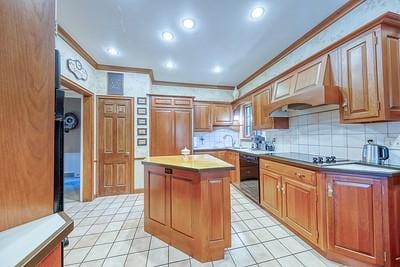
239, 153, 260, 203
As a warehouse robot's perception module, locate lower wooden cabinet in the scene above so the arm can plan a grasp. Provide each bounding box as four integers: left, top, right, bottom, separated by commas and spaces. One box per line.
325, 174, 384, 266
259, 169, 282, 218
281, 177, 318, 244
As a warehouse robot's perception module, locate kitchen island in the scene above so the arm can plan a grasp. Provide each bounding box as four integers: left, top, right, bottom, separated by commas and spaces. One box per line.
142, 154, 234, 262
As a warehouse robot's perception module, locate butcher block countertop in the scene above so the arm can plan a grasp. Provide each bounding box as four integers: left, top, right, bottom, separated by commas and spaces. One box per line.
142, 154, 234, 172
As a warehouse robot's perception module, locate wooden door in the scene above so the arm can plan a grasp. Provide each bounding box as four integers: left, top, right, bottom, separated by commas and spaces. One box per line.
260, 169, 282, 217
340, 31, 379, 121
174, 109, 192, 154
150, 108, 175, 156
326, 174, 384, 265
97, 97, 133, 196
281, 177, 318, 244
194, 103, 212, 131
213, 104, 233, 125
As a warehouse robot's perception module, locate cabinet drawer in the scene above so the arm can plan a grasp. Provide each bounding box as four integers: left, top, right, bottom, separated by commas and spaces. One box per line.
174, 98, 192, 107
260, 159, 316, 185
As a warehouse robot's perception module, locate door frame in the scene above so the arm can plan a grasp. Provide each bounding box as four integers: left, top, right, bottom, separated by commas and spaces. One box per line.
96, 96, 135, 196
61, 76, 94, 201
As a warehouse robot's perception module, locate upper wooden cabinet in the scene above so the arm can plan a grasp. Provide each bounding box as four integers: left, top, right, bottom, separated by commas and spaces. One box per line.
194, 102, 213, 132
151, 95, 193, 108
213, 104, 233, 126
339, 25, 400, 123
252, 87, 288, 130
266, 55, 340, 115
193, 102, 233, 131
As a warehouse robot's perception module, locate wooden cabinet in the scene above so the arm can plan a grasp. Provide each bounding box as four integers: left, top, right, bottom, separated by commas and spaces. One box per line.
150, 96, 192, 156
260, 159, 319, 245
213, 104, 233, 126
325, 174, 384, 265
194, 102, 213, 131
340, 31, 379, 121
151, 95, 193, 108
252, 87, 288, 130
193, 102, 234, 131
281, 177, 318, 244
260, 168, 282, 218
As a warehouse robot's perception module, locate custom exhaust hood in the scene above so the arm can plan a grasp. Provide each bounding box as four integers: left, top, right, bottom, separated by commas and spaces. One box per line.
265, 54, 341, 116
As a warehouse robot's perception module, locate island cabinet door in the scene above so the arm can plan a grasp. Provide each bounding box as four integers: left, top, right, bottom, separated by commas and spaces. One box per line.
281, 177, 318, 245
325, 174, 384, 265
144, 165, 171, 238
260, 169, 282, 218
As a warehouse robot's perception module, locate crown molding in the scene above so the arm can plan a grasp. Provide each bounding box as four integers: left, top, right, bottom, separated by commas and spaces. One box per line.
56, 25, 233, 90
237, 0, 366, 89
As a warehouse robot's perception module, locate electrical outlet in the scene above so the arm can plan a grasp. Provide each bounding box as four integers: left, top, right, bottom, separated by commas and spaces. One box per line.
384, 137, 395, 147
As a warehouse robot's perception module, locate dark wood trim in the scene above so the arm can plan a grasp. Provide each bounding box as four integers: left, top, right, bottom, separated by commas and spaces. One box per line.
232, 12, 400, 106
57, 25, 97, 68
97, 64, 154, 76
61, 75, 93, 96
152, 80, 235, 90
237, 0, 366, 89
61, 75, 95, 202
134, 157, 146, 160
19, 212, 73, 267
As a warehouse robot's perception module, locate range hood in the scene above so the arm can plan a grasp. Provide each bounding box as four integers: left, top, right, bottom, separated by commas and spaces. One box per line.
265, 55, 341, 115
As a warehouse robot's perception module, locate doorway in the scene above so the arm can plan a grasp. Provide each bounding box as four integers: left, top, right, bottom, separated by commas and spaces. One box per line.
61, 76, 94, 202
63, 91, 82, 202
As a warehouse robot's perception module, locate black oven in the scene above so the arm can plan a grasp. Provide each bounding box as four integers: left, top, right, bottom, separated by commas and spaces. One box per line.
239, 153, 259, 203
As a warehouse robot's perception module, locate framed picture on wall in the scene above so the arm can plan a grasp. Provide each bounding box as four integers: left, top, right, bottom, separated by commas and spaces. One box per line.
137, 128, 147, 136
137, 138, 147, 146
137, 97, 147, 105
137, 107, 147, 115
137, 118, 147, 126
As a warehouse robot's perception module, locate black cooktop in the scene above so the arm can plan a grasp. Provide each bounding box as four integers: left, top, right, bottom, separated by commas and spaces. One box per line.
264, 152, 350, 165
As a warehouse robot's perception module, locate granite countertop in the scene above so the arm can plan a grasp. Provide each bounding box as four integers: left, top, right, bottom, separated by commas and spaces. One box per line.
194, 147, 400, 177
142, 154, 235, 172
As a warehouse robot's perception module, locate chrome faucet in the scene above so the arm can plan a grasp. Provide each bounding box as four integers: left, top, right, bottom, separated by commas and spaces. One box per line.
223, 134, 235, 147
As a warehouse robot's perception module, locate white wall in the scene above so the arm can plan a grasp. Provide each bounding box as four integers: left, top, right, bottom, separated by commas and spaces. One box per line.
239, 0, 400, 96
151, 84, 234, 102
64, 153, 81, 176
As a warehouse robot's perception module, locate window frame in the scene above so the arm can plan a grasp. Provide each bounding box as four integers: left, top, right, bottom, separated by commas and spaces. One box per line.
243, 104, 253, 139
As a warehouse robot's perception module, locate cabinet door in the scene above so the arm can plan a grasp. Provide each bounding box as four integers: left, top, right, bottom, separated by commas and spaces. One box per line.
174, 109, 192, 154
340, 31, 379, 121
281, 177, 318, 244
260, 169, 282, 217
326, 174, 384, 265
194, 103, 212, 131
213, 104, 233, 125
151, 108, 175, 156
252, 89, 273, 130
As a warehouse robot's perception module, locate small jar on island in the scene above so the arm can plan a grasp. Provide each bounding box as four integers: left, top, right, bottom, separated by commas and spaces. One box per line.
181, 146, 190, 160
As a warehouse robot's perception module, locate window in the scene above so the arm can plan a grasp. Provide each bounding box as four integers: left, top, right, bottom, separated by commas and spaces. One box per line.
243, 104, 252, 138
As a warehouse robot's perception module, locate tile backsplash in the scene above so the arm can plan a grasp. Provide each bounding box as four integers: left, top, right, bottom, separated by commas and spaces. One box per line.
194, 129, 240, 149
260, 109, 400, 165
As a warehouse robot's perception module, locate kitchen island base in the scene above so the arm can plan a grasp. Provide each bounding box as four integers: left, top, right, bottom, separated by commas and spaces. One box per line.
143, 157, 233, 262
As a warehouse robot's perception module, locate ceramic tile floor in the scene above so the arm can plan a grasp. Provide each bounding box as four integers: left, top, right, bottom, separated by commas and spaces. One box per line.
64, 186, 344, 267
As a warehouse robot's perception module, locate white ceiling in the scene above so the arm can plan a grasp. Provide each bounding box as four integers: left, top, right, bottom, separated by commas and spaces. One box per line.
57, 0, 348, 86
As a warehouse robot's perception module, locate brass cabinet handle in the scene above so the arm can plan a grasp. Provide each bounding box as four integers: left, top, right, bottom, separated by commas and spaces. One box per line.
295, 172, 304, 178
327, 183, 334, 197
276, 182, 280, 190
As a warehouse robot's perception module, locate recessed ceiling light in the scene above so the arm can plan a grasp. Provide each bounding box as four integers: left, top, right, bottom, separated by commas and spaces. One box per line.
182, 18, 195, 29
106, 47, 119, 56
162, 31, 174, 41
213, 66, 222, 73
251, 7, 265, 19
165, 61, 176, 69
